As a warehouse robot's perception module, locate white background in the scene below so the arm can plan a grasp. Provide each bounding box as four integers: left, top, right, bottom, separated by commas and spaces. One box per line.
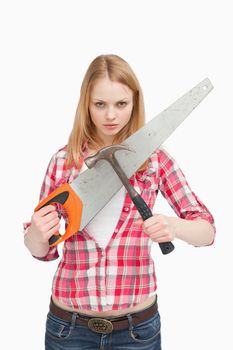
0, 1, 232, 349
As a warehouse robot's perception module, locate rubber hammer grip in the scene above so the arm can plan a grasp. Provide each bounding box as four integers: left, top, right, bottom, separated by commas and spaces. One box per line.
132, 194, 175, 255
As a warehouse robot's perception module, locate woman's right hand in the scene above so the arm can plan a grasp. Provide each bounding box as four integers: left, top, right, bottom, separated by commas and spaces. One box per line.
24, 205, 60, 257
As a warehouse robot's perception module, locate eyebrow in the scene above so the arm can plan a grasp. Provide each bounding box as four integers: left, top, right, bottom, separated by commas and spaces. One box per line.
92, 98, 130, 102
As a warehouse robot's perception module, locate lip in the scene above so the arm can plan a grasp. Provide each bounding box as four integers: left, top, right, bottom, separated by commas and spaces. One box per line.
103, 124, 119, 129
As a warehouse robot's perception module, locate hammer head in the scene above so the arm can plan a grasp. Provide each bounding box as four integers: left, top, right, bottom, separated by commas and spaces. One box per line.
85, 144, 132, 168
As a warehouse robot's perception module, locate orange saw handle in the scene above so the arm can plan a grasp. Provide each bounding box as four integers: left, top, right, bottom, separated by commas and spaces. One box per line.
34, 183, 83, 247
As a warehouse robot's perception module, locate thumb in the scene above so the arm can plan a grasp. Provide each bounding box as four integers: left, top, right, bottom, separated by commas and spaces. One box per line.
134, 218, 143, 225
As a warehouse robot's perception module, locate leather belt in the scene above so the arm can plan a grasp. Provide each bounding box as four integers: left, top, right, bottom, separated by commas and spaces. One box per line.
49, 296, 158, 334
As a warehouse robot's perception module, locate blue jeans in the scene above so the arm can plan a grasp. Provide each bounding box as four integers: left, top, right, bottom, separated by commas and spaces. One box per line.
45, 310, 162, 349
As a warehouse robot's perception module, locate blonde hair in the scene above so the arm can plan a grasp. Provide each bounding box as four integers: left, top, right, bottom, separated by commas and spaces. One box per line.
67, 54, 146, 169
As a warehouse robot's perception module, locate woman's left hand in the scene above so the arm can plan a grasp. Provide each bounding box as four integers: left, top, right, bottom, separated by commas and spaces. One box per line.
135, 214, 175, 243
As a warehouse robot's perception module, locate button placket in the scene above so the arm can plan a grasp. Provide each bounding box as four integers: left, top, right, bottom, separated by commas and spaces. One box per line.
97, 248, 107, 304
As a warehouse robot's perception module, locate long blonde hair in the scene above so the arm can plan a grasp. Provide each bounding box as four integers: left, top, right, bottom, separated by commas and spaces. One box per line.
67, 54, 146, 168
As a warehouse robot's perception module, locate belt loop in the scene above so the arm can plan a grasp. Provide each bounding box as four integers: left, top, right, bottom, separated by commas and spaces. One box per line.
126, 313, 134, 331
71, 312, 78, 329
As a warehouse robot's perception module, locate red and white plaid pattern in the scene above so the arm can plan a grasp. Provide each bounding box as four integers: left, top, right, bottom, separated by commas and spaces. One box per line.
24, 146, 215, 311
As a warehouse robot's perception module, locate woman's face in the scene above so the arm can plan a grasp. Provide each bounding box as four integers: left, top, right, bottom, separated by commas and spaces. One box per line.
89, 77, 134, 146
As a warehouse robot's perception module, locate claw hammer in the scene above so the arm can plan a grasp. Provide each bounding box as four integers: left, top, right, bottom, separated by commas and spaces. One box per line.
85, 144, 174, 255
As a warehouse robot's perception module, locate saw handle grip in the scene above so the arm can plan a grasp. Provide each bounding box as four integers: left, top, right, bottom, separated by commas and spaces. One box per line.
132, 194, 175, 255
34, 183, 83, 247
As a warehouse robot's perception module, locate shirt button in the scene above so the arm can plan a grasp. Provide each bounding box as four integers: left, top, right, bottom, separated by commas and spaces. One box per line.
124, 207, 129, 212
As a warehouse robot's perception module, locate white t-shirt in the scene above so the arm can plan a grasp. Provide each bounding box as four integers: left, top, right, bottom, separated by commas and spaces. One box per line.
81, 163, 126, 249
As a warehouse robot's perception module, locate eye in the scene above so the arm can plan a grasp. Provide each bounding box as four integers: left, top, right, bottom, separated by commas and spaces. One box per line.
95, 102, 105, 108
117, 101, 127, 108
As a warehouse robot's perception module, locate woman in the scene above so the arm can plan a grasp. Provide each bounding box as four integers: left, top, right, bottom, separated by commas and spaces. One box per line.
24, 54, 215, 349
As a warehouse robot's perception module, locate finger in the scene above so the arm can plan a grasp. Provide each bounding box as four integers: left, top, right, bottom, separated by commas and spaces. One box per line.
43, 217, 60, 233
143, 214, 165, 229
144, 222, 165, 235
142, 216, 157, 228
35, 205, 57, 217
150, 231, 168, 242
134, 218, 143, 225
46, 223, 61, 239
40, 211, 59, 225
156, 235, 172, 243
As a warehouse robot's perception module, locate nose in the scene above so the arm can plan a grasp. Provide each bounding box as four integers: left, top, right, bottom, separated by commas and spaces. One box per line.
105, 106, 117, 120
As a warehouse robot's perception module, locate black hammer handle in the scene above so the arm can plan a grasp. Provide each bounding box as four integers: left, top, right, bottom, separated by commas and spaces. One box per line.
132, 194, 175, 255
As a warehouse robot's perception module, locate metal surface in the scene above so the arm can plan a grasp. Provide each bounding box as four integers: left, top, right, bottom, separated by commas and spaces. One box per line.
88, 318, 113, 334
70, 78, 213, 229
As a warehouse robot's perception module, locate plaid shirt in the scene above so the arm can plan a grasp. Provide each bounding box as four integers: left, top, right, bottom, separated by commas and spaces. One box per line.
24, 146, 215, 311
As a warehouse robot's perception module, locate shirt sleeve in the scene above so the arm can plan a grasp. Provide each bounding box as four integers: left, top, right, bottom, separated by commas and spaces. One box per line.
24, 154, 60, 261
157, 149, 216, 236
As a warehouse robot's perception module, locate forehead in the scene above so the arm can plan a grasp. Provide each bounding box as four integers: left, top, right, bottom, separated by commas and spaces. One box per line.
90, 77, 133, 101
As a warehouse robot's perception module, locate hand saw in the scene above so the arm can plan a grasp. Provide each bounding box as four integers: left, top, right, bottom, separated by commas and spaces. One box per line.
34, 78, 213, 247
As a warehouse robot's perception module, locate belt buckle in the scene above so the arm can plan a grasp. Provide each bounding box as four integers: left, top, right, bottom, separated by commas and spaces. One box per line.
88, 318, 113, 334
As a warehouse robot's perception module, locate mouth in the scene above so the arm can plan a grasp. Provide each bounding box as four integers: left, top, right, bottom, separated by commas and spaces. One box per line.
103, 124, 119, 129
